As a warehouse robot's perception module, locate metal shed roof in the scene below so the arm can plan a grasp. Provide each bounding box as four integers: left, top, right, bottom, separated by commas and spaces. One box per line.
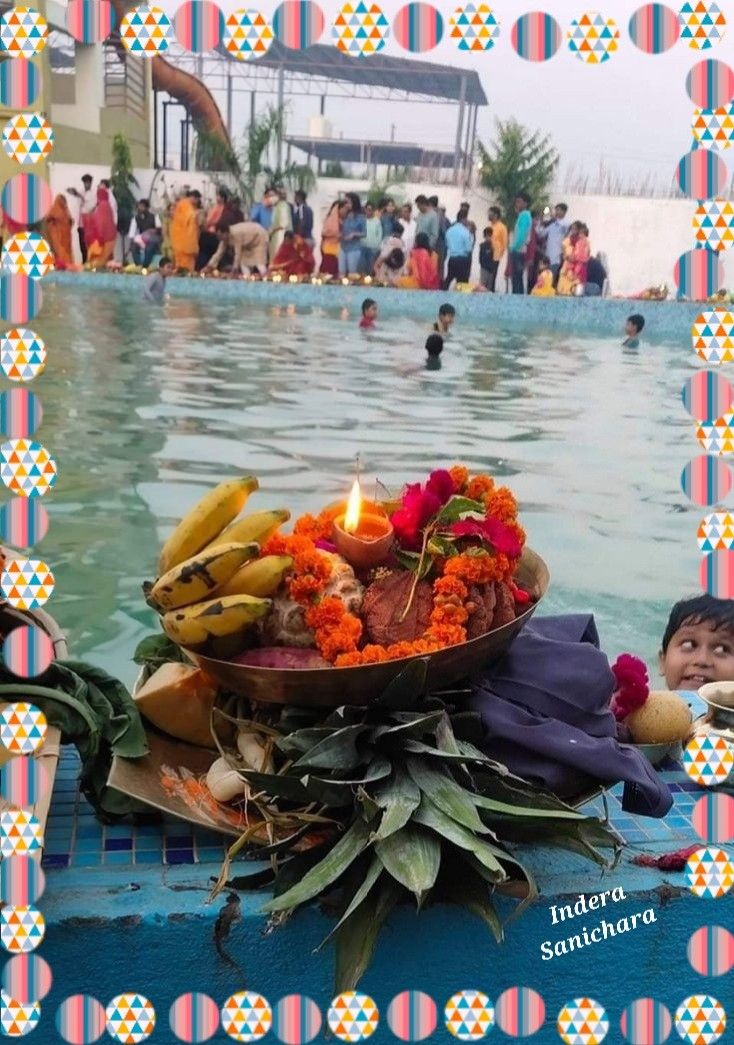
285, 135, 462, 169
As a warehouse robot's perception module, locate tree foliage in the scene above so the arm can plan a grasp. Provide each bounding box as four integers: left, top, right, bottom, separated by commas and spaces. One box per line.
477, 119, 559, 226
109, 133, 139, 235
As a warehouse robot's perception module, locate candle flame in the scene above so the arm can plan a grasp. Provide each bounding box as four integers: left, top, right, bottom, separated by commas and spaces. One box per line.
344, 479, 362, 533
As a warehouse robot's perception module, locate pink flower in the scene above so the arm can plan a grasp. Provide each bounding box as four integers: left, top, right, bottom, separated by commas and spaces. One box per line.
391, 482, 442, 550
426, 469, 455, 506
449, 517, 523, 558
610, 654, 650, 721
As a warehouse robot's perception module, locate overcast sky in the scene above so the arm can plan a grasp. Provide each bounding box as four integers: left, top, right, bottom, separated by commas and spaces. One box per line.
153, 0, 707, 189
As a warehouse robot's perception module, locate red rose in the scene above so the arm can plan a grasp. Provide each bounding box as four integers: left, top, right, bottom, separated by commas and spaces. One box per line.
449, 517, 523, 558
426, 469, 455, 506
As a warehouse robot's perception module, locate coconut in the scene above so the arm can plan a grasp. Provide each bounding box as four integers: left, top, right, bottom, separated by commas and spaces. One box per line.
625, 690, 693, 744
262, 553, 364, 648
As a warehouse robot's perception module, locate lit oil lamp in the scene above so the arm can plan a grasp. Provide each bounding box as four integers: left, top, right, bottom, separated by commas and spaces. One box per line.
341, 277, 350, 286
363, 275, 372, 285
289, 274, 299, 284
333, 479, 393, 570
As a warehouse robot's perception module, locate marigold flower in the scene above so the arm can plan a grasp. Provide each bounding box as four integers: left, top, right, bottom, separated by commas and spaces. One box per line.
449, 465, 469, 493
486, 486, 518, 523
467, 475, 495, 502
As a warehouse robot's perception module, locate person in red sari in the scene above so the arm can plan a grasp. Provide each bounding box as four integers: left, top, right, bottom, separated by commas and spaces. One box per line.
396, 232, 440, 289
86, 186, 118, 269
269, 231, 315, 277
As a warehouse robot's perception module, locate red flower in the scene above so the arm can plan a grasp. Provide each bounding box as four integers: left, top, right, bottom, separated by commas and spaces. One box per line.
610, 654, 650, 721
426, 469, 455, 506
448, 517, 523, 558
392, 482, 442, 549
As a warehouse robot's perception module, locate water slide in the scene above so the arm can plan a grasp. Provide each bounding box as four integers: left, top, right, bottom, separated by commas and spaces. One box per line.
111, 0, 231, 149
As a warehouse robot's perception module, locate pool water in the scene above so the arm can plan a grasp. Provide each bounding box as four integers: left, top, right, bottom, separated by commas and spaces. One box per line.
32, 285, 697, 687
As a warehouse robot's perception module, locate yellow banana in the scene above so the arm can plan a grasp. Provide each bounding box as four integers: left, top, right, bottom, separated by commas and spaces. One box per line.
217, 555, 293, 598
162, 594, 271, 648
205, 509, 291, 552
148, 542, 259, 612
158, 476, 259, 574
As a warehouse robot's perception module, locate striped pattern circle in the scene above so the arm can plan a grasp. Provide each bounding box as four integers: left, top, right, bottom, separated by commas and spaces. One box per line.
2, 233, 53, 280
686, 845, 734, 897
1, 328, 46, 382
0, 810, 42, 859
687, 58, 734, 108
0, 500, 49, 548
675, 995, 725, 1044
628, 4, 680, 54
56, 995, 107, 1044
684, 734, 734, 784
680, 455, 733, 505
700, 549, 734, 594
327, 992, 379, 1041
0, 756, 49, 809
2, 114, 54, 167
0, 703, 47, 754
0, 990, 41, 1037
495, 988, 545, 1038
682, 370, 733, 421
693, 308, 734, 362
693, 792, 734, 842
698, 511, 734, 550
675, 248, 725, 298
0, 389, 42, 440
511, 11, 562, 61
2, 624, 55, 678
0, 6, 48, 58
675, 148, 728, 198
174, 0, 224, 52
444, 990, 494, 1040
273, 996, 321, 1045
66, 0, 116, 43
393, 3, 443, 52
0, 439, 57, 498
680, 2, 726, 50
620, 1000, 672, 1044
693, 102, 734, 149
694, 199, 734, 251
120, 5, 173, 55
106, 994, 156, 1044
0, 59, 40, 110
568, 12, 619, 63
1, 173, 52, 225
387, 992, 436, 1042
222, 10, 274, 61
557, 998, 609, 1045
333, 2, 389, 55
696, 411, 734, 454
0, 856, 45, 906
221, 992, 272, 1042
449, 3, 499, 51
0, 274, 43, 325
687, 925, 734, 976
272, 1, 325, 47
1, 558, 54, 610
0, 907, 44, 954
169, 993, 219, 1043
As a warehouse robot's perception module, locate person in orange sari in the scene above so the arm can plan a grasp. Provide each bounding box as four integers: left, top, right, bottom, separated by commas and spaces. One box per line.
319, 200, 346, 277
269, 232, 315, 277
396, 232, 440, 289
85, 186, 118, 269
557, 222, 590, 296
45, 194, 74, 268
170, 191, 200, 271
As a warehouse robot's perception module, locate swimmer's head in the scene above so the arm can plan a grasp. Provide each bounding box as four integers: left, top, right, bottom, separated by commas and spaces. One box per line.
425, 334, 444, 358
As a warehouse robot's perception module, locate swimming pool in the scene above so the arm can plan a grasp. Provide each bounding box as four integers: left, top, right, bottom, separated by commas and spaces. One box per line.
34, 284, 698, 686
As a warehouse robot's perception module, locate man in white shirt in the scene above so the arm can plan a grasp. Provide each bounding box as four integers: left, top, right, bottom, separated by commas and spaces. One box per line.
66, 173, 94, 262
400, 203, 417, 255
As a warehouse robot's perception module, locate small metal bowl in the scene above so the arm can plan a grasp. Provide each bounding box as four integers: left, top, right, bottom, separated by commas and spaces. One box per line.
184, 548, 550, 707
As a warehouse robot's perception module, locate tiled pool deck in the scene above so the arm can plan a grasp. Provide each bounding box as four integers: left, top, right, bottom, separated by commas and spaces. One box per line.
48, 271, 703, 338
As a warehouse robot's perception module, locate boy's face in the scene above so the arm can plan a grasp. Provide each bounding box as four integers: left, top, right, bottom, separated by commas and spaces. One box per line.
625, 320, 638, 337
366, 304, 378, 321
161, 263, 174, 277
440, 313, 454, 330
659, 619, 734, 690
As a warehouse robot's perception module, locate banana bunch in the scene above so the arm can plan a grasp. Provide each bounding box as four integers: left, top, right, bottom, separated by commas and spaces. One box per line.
145, 477, 293, 653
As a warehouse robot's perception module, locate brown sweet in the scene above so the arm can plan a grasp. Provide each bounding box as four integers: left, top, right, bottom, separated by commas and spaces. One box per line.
492, 582, 517, 630
362, 571, 433, 646
466, 584, 497, 640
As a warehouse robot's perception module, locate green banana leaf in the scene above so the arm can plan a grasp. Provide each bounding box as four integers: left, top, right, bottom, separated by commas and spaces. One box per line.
371, 768, 421, 842
413, 796, 506, 881
406, 758, 489, 833
334, 876, 403, 994
375, 824, 441, 904
263, 818, 373, 913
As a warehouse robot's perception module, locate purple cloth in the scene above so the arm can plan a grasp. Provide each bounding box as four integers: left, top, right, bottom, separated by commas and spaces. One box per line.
468, 614, 673, 818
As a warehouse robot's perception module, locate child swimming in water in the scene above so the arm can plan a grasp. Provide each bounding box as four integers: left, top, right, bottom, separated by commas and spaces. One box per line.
659, 594, 734, 690
359, 298, 378, 329
143, 257, 174, 305
433, 303, 456, 335
623, 313, 645, 348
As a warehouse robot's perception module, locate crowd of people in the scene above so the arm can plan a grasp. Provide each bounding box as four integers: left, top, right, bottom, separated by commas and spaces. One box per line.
41, 175, 608, 299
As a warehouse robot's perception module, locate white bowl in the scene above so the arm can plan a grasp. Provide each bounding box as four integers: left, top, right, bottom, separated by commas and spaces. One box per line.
698, 681, 734, 711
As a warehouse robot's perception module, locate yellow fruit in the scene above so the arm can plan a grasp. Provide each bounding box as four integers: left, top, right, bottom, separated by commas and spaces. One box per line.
158, 476, 259, 574
217, 555, 293, 598
149, 542, 259, 611
626, 691, 693, 744
161, 593, 271, 648
134, 663, 218, 749
205, 509, 291, 552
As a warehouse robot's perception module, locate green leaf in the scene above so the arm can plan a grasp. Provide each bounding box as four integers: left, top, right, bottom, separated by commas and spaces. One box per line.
276, 727, 337, 757
372, 768, 421, 841
372, 711, 444, 742
426, 535, 459, 558
435, 496, 486, 525
263, 817, 373, 912
413, 796, 506, 881
334, 876, 403, 993
404, 739, 490, 764
407, 759, 489, 834
310, 757, 392, 791
271, 844, 332, 898
472, 794, 588, 820
132, 633, 187, 669
375, 824, 441, 904
293, 725, 368, 771
394, 549, 433, 580
443, 861, 504, 943
237, 769, 311, 803
373, 659, 428, 710
317, 855, 384, 950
